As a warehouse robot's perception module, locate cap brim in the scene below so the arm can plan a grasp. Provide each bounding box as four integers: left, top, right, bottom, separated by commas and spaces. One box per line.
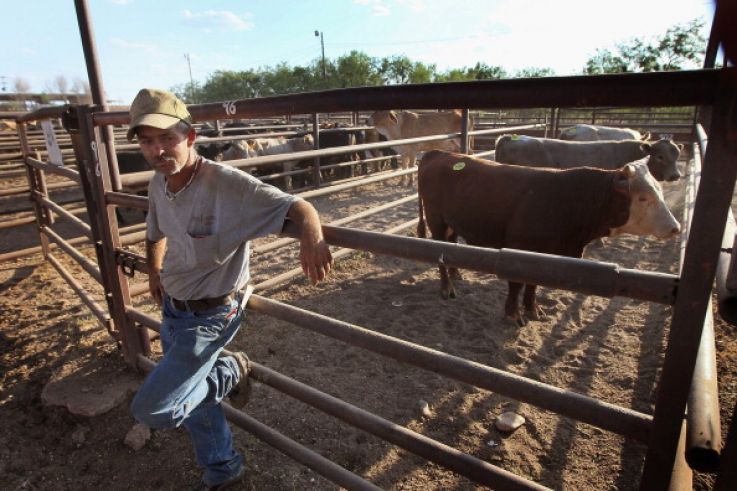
126, 113, 182, 141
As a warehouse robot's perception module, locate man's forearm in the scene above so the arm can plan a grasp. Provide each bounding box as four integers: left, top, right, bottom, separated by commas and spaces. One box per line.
287, 199, 324, 242
146, 238, 166, 273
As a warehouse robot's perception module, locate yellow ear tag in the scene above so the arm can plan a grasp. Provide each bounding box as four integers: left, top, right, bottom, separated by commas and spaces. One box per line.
511, 134, 520, 140
452, 162, 465, 171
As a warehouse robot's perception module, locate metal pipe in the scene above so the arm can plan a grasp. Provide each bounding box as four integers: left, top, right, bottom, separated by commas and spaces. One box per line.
42, 225, 102, 284
73, 0, 121, 191
93, 70, 727, 127
251, 361, 551, 491
253, 195, 416, 255
47, 252, 110, 332
135, 355, 383, 491
641, 89, 737, 490
39, 196, 92, 239
281, 222, 677, 306
682, 142, 722, 472
254, 219, 418, 292
26, 156, 81, 182
247, 294, 652, 442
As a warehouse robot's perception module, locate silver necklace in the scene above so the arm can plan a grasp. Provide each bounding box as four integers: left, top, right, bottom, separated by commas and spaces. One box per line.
164, 158, 200, 201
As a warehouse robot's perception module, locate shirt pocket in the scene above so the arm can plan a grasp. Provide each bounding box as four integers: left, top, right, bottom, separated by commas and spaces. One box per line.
186, 233, 223, 267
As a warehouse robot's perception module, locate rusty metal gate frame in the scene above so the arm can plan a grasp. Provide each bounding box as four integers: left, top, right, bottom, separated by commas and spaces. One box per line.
44, 65, 732, 490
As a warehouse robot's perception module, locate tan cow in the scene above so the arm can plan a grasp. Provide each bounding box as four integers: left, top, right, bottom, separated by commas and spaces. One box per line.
369, 110, 468, 186
559, 124, 649, 141
417, 150, 680, 325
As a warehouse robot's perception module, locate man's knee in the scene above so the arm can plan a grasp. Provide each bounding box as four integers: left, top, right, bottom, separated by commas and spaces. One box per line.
130, 392, 178, 429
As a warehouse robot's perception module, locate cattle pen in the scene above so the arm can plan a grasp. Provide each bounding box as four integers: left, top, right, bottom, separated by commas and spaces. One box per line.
2, 2, 737, 490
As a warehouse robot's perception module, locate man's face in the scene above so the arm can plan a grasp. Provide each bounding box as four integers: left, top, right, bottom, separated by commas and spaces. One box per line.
137, 125, 194, 176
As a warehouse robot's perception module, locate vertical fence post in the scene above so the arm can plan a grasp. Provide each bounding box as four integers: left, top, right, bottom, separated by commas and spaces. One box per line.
312, 112, 321, 189
17, 122, 51, 257
461, 108, 470, 154
65, 105, 150, 364
640, 81, 737, 490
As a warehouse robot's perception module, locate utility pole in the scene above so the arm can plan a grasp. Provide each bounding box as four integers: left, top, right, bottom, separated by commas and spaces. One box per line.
184, 53, 195, 103
314, 30, 326, 80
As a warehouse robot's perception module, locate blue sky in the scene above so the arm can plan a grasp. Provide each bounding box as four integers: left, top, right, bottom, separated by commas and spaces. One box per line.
1, 0, 716, 105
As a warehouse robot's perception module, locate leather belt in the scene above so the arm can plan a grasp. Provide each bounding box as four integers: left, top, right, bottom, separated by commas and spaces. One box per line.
171, 293, 233, 312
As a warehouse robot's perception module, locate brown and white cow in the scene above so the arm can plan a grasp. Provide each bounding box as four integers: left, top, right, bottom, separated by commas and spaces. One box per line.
495, 134, 682, 182
417, 150, 680, 325
559, 124, 649, 141
369, 109, 467, 186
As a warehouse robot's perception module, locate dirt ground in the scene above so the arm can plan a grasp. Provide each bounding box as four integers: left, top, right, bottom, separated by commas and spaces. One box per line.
1, 164, 736, 490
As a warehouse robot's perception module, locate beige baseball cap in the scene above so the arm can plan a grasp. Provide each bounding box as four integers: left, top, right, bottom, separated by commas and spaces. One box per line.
126, 88, 192, 141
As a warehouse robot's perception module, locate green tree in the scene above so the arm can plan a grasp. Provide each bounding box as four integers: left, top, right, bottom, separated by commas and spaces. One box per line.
468, 62, 507, 80
334, 51, 382, 88
583, 19, 705, 74
513, 67, 556, 78
380, 55, 414, 84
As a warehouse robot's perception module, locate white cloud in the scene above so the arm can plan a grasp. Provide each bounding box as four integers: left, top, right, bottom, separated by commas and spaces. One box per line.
110, 38, 160, 55
354, 0, 391, 16
398, 0, 426, 12
109, 0, 133, 5
22, 47, 36, 55
182, 9, 254, 32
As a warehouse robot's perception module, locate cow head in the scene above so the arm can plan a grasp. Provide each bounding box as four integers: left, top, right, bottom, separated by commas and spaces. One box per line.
293, 134, 315, 152
221, 140, 259, 161
369, 110, 398, 128
610, 159, 680, 239
641, 139, 682, 182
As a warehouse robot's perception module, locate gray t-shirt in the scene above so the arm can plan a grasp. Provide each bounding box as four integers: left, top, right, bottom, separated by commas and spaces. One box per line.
146, 159, 299, 300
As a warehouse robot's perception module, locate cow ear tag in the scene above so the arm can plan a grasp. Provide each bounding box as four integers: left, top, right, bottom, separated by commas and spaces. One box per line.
511, 134, 520, 140
453, 162, 466, 171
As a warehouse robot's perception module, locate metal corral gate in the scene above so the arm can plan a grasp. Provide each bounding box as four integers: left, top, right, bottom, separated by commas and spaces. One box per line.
13, 63, 727, 490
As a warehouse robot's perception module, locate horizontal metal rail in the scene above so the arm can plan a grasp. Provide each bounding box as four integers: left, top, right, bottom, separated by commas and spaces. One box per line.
253, 194, 417, 255
16, 104, 70, 123
250, 361, 550, 491
46, 252, 110, 333
282, 222, 678, 306
247, 293, 652, 442
39, 196, 92, 239
108, 167, 416, 212
42, 225, 101, 284
93, 69, 728, 126
135, 355, 383, 491
254, 219, 418, 292
25, 156, 81, 182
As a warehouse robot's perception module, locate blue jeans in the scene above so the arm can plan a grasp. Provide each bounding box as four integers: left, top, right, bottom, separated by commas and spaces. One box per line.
130, 293, 246, 486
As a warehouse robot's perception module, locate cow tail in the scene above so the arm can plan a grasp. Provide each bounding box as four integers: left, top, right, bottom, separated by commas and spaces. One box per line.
417, 188, 427, 238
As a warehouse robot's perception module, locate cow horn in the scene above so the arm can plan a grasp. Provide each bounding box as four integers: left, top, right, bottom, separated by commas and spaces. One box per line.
623, 163, 636, 178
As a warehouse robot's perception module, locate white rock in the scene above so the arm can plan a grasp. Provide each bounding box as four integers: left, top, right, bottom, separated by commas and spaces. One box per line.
418, 400, 432, 418
495, 411, 525, 432
124, 423, 151, 451
71, 425, 87, 444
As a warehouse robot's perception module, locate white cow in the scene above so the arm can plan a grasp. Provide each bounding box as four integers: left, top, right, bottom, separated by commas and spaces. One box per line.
495, 134, 682, 182
559, 124, 649, 141
221, 135, 314, 190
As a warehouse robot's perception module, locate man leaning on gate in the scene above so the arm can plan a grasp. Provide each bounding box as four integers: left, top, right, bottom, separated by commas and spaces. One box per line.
126, 88, 333, 490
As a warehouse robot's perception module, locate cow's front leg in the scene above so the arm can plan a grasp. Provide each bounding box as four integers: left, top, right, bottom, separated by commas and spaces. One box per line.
439, 265, 456, 299
504, 281, 525, 326
400, 154, 412, 186
522, 284, 545, 321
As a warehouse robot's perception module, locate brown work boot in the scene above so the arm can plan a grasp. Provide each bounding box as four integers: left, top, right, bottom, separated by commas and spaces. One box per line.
229, 351, 252, 408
